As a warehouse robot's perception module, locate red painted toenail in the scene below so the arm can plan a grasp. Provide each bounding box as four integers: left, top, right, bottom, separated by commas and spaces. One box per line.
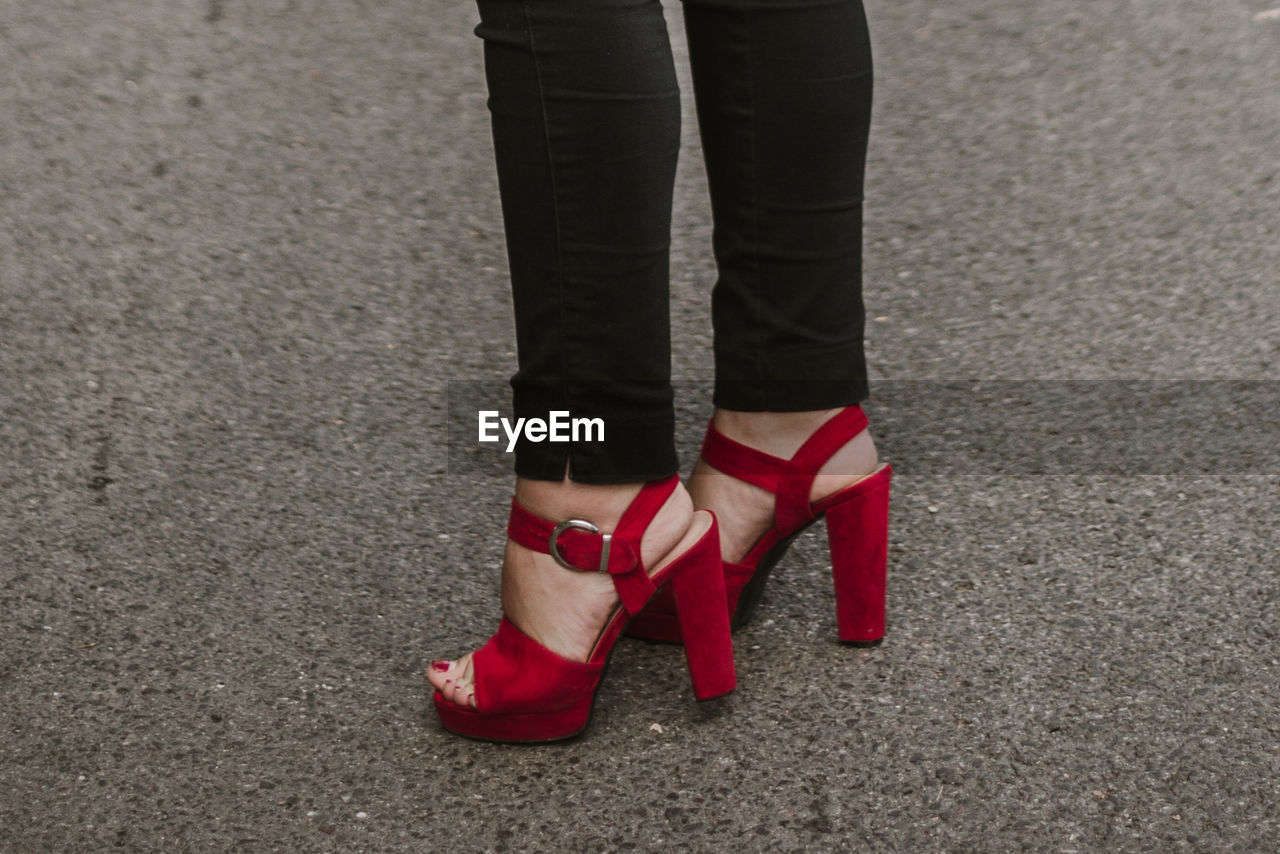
431, 660, 450, 672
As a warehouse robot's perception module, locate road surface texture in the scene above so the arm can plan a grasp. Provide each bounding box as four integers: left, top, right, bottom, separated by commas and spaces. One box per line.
2, 1, 1278, 851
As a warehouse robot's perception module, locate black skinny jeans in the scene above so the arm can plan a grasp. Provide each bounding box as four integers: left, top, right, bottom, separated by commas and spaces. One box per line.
475, 0, 874, 483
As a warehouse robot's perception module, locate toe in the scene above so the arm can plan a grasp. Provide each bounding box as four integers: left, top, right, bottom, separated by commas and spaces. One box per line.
426, 657, 459, 694
450, 679, 475, 709
428, 654, 478, 709
450, 656, 478, 709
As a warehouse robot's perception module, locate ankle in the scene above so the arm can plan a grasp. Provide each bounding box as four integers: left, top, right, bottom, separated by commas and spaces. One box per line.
515, 475, 645, 530
709, 407, 879, 482
711, 408, 847, 457
513, 474, 696, 564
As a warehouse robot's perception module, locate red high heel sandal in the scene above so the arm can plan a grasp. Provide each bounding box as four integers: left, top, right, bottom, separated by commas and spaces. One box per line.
626, 406, 892, 646
431, 475, 736, 743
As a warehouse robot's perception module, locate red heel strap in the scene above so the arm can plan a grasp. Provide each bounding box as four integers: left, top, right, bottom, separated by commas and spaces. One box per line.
504, 475, 679, 616
699, 406, 869, 532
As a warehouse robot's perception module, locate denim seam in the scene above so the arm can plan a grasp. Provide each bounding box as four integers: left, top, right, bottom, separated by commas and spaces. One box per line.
741, 1, 764, 410
520, 0, 572, 478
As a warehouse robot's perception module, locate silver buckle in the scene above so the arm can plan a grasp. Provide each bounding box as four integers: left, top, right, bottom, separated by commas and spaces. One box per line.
549, 518, 611, 573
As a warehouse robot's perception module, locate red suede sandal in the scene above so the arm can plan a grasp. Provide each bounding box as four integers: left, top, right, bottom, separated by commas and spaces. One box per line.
626, 406, 892, 646
432, 475, 736, 743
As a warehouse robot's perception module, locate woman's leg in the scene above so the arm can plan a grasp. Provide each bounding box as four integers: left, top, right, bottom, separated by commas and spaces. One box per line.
477, 0, 684, 484
431, 0, 695, 707
681, 0, 879, 560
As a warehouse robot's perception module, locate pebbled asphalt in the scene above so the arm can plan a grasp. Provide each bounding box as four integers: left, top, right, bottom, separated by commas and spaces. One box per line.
2, 1, 1278, 852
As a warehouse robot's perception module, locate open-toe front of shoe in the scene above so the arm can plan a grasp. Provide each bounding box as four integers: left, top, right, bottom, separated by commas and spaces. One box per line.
429, 480, 734, 743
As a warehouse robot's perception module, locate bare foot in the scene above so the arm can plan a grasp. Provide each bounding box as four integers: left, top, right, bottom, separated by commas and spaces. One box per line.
687, 408, 879, 564
428, 476, 706, 709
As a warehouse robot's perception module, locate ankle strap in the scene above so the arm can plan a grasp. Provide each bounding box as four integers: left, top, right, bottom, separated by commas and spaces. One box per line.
699, 406, 868, 533
505, 475, 678, 615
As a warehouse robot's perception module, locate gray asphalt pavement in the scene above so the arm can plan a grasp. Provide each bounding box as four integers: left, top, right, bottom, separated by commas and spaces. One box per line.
3, 1, 1279, 851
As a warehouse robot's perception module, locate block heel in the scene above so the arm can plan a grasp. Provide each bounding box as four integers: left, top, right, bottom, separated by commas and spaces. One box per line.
821, 465, 892, 644
669, 517, 737, 700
